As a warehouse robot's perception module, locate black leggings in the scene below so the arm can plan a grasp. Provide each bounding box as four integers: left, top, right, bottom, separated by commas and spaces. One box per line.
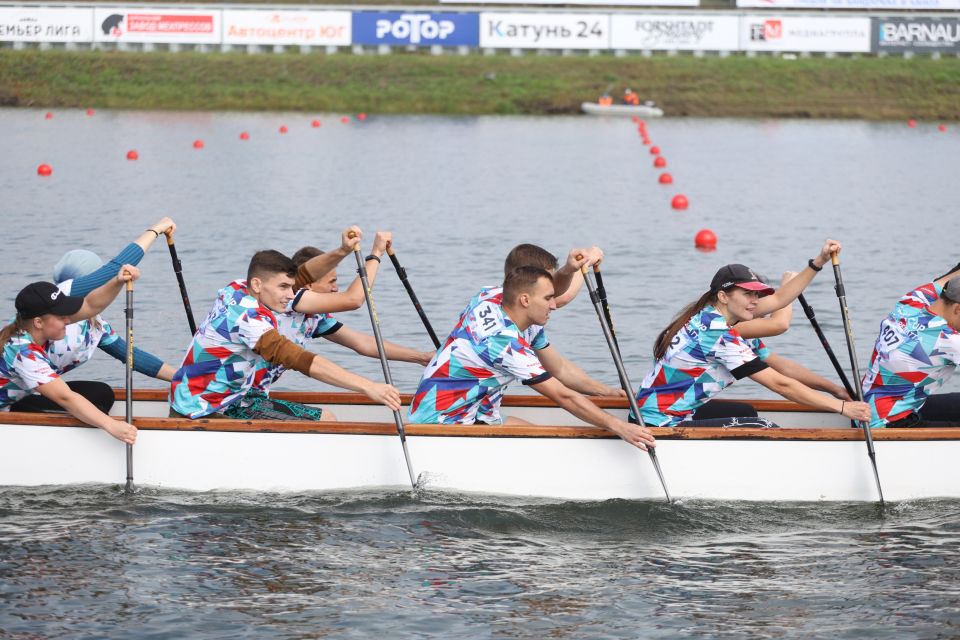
9, 381, 114, 415
631, 399, 779, 428
887, 393, 960, 428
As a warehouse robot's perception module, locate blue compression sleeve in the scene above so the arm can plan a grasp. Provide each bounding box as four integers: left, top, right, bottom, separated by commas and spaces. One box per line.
99, 336, 165, 378
70, 243, 145, 297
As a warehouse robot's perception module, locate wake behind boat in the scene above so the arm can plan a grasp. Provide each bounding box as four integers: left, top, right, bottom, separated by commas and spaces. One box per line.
581, 102, 664, 117
1, 389, 956, 502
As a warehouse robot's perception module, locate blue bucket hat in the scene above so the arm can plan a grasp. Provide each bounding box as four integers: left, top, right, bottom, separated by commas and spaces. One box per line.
53, 249, 103, 284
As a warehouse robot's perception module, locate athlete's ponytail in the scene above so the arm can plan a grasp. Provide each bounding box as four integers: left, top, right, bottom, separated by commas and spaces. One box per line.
653, 291, 717, 360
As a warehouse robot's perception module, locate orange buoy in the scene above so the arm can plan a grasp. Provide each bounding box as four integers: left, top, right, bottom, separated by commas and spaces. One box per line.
279, 125, 288, 134
37, 163, 52, 177
126, 150, 138, 160
357, 113, 367, 121
649, 146, 660, 155
907, 119, 917, 128
311, 120, 321, 128
695, 229, 717, 249
193, 139, 204, 149
341, 116, 350, 124
672, 194, 689, 210
659, 173, 673, 185
938, 124, 947, 132
240, 132, 250, 140
86, 108, 95, 116
654, 156, 667, 168
44, 112, 53, 120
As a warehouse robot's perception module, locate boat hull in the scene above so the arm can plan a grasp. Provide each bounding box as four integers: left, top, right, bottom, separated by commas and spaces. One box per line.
581, 102, 664, 117
1, 392, 956, 501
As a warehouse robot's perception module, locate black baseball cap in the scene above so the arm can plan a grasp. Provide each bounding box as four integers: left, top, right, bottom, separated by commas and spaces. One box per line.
709, 264, 775, 296
15, 282, 84, 320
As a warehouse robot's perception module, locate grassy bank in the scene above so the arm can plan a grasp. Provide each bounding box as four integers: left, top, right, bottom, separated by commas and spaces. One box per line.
1, 50, 958, 119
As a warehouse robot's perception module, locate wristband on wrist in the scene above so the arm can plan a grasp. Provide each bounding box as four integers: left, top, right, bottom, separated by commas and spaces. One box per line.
808, 258, 823, 272
840, 401, 845, 414
147, 229, 160, 238
365, 254, 381, 263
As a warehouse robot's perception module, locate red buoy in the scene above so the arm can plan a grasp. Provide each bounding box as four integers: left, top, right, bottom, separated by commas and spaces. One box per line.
631, 116, 639, 123
659, 173, 673, 185
240, 132, 250, 140
311, 120, 321, 128
672, 194, 689, 210
279, 125, 288, 134
907, 119, 917, 128
654, 156, 667, 168
37, 163, 52, 177
193, 139, 204, 149
642, 139, 651, 146
126, 150, 138, 160
939, 124, 947, 132
340, 116, 350, 124
44, 112, 53, 120
650, 146, 660, 155
695, 229, 717, 249
637, 119, 646, 127
86, 108, 95, 116
357, 112, 367, 121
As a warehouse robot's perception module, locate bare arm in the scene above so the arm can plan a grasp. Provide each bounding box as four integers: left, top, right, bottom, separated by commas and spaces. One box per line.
324, 325, 433, 366
297, 226, 363, 286
755, 240, 841, 316
536, 345, 623, 396
531, 377, 654, 450
305, 354, 401, 411
765, 353, 850, 400
133, 217, 177, 252
749, 367, 867, 419
934, 264, 960, 288
156, 363, 177, 382
737, 271, 797, 339
293, 232, 390, 315
553, 272, 584, 308
69, 266, 139, 323
36, 378, 137, 444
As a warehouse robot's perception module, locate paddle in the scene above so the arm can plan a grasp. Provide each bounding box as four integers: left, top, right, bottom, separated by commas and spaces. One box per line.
592, 263, 621, 358
351, 235, 417, 494
124, 277, 135, 494
797, 293, 857, 399
165, 230, 197, 335
385, 241, 440, 350
579, 258, 672, 503
830, 252, 884, 505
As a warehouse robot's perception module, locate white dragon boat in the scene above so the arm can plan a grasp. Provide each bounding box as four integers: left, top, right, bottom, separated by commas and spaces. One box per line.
581, 102, 664, 117
1, 390, 956, 502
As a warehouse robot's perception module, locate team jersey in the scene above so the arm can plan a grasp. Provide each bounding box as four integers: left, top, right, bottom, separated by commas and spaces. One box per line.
257, 289, 343, 392
635, 305, 769, 427
409, 286, 551, 424
862, 282, 960, 428
0, 331, 60, 410
44, 318, 119, 375
169, 280, 280, 418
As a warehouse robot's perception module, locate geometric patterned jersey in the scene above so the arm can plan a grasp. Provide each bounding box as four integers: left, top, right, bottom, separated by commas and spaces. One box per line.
0, 331, 62, 409
409, 286, 551, 425
169, 280, 279, 418
861, 282, 960, 427
635, 305, 768, 427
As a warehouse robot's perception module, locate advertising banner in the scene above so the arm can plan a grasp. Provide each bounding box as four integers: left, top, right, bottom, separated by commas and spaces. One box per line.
872, 17, 960, 52
737, 0, 960, 9
740, 15, 871, 51
352, 12, 479, 46
480, 12, 609, 49
0, 7, 93, 42
93, 7, 220, 44
223, 10, 350, 46
610, 13, 739, 50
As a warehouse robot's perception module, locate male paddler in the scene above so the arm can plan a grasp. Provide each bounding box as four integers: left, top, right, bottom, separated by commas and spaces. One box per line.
409, 266, 656, 451
169, 227, 401, 421
861, 264, 960, 428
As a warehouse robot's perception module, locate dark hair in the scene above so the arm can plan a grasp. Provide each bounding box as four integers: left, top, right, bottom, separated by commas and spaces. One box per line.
291, 246, 323, 268
504, 244, 558, 276
247, 250, 296, 284
653, 290, 718, 360
503, 266, 553, 306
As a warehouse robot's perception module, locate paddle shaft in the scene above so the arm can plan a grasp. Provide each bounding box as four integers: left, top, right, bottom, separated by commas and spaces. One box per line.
592, 265, 621, 357
352, 247, 417, 492
830, 254, 884, 504
797, 294, 856, 399
166, 233, 198, 335
124, 280, 134, 493
581, 267, 671, 503
386, 244, 440, 349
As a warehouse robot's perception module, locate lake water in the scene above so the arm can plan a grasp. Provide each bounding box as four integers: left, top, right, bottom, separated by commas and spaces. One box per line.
1, 109, 958, 638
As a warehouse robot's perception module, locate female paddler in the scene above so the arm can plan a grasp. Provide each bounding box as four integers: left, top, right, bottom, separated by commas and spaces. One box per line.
0, 267, 141, 444
633, 240, 872, 427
